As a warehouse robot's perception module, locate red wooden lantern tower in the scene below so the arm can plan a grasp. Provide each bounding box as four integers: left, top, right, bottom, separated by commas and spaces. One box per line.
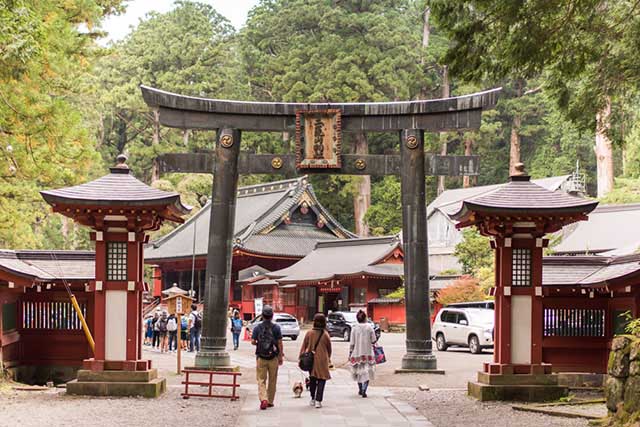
452, 164, 598, 401
41, 155, 190, 397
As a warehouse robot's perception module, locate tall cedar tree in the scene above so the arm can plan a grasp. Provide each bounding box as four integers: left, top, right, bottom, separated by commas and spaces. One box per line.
241, 0, 433, 236
0, 0, 124, 248
431, 0, 640, 197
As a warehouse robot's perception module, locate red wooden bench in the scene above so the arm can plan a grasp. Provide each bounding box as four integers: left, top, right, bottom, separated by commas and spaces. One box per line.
181, 369, 241, 401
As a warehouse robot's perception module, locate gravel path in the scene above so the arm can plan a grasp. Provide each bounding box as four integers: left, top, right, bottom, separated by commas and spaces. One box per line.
0, 385, 244, 427
398, 389, 590, 427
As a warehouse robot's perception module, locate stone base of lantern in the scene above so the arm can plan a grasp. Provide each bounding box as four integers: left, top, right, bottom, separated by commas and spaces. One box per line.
67, 368, 166, 398
468, 363, 568, 402
66, 359, 166, 398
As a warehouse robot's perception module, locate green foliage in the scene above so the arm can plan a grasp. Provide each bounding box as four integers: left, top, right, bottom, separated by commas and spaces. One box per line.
454, 228, 493, 275
599, 178, 640, 204
366, 176, 402, 236
92, 0, 241, 180
0, 0, 123, 249
431, 0, 640, 135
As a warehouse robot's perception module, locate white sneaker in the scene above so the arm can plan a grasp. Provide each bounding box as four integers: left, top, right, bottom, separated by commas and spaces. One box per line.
309, 399, 315, 407
315, 401, 322, 409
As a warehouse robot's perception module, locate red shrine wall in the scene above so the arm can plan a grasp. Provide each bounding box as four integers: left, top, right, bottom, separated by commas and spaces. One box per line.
1, 279, 93, 383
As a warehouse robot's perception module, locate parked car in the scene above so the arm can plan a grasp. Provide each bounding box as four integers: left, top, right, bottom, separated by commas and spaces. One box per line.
247, 312, 300, 340
327, 311, 381, 342
432, 307, 494, 354
445, 301, 495, 310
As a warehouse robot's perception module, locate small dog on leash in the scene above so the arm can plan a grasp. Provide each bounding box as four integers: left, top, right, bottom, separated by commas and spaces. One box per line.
292, 381, 304, 398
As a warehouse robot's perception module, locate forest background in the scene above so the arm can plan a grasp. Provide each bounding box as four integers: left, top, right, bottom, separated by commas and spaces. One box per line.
2, 0, 640, 286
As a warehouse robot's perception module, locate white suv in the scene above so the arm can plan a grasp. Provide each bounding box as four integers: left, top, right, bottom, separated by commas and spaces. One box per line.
432, 307, 494, 354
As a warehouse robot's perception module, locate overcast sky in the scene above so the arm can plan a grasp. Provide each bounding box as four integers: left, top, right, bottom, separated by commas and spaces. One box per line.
99, 0, 259, 44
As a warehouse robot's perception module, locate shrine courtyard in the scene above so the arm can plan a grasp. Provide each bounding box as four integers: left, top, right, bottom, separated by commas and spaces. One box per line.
0, 330, 598, 427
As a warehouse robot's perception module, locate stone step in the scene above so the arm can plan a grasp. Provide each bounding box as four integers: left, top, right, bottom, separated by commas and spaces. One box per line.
468, 381, 568, 402
76, 368, 158, 383
477, 371, 559, 386
67, 377, 166, 398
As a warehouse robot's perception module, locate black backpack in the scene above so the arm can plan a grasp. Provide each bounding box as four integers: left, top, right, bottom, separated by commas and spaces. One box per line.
158, 318, 168, 332
193, 312, 202, 330
256, 322, 278, 360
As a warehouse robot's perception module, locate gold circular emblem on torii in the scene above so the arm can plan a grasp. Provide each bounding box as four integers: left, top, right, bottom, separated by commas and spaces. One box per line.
406, 135, 419, 149
271, 157, 283, 169
354, 158, 366, 170
220, 134, 234, 148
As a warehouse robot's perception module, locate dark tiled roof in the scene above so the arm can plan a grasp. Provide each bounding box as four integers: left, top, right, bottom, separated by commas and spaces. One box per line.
429, 175, 570, 217
554, 203, 640, 254
542, 254, 640, 287
144, 176, 354, 261
41, 168, 190, 214
269, 236, 403, 283
0, 250, 94, 282
451, 176, 598, 219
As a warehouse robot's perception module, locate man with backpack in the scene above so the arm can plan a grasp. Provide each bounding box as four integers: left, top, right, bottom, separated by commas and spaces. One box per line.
188, 304, 202, 352
158, 311, 169, 353
167, 313, 178, 352
251, 305, 284, 410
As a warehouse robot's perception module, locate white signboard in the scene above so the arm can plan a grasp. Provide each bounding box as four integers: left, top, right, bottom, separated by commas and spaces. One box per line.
176, 296, 183, 314
254, 297, 264, 316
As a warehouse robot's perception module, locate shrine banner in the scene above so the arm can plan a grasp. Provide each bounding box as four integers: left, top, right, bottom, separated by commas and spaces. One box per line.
296, 109, 342, 169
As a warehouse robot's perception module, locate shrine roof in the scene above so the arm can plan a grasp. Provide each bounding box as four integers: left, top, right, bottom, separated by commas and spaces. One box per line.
267, 236, 404, 284
554, 203, 640, 255
0, 250, 94, 282
429, 175, 570, 218
450, 173, 597, 220
40, 158, 191, 216
542, 254, 640, 287
144, 176, 354, 262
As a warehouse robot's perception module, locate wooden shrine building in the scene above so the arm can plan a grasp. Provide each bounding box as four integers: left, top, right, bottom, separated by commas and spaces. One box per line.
259, 236, 404, 322
144, 176, 354, 317
0, 250, 94, 384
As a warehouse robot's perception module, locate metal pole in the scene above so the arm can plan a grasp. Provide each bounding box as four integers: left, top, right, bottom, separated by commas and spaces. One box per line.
177, 313, 182, 374
195, 128, 240, 369
400, 129, 437, 371
190, 217, 197, 299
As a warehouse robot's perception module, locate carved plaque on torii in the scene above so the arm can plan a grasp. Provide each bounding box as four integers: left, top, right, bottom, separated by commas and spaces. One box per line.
296, 109, 342, 169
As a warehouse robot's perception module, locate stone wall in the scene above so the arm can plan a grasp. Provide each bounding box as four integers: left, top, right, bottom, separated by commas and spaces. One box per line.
606, 335, 640, 423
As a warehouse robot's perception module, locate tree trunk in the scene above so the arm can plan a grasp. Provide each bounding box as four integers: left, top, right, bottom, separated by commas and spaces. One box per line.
183, 129, 189, 146
151, 109, 160, 182
353, 132, 370, 237
436, 65, 450, 195
463, 134, 474, 188
509, 82, 524, 176
509, 114, 522, 175
422, 6, 430, 57
595, 97, 614, 197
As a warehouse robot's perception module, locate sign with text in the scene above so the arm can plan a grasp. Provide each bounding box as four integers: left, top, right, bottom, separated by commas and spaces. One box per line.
296, 109, 342, 169
254, 297, 264, 316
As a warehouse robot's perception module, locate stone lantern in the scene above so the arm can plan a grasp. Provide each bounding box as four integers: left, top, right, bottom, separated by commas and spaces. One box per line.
41, 155, 190, 397
451, 164, 598, 401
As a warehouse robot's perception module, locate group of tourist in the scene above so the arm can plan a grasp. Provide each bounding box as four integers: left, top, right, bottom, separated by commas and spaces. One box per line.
251, 305, 378, 411
144, 304, 202, 353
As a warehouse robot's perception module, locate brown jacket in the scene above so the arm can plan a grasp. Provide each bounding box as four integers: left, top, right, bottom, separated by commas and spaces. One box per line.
299, 328, 332, 380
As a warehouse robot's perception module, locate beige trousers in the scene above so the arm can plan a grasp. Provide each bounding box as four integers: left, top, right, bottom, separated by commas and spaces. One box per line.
256, 357, 279, 404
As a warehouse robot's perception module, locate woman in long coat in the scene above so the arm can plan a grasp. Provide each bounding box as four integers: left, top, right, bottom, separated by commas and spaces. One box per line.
299, 313, 332, 409
349, 310, 377, 397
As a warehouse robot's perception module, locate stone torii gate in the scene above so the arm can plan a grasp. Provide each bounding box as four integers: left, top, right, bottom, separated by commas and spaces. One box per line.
140, 85, 500, 371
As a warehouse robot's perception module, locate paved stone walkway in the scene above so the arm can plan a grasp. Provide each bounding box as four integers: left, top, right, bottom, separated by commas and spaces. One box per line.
233, 354, 433, 427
